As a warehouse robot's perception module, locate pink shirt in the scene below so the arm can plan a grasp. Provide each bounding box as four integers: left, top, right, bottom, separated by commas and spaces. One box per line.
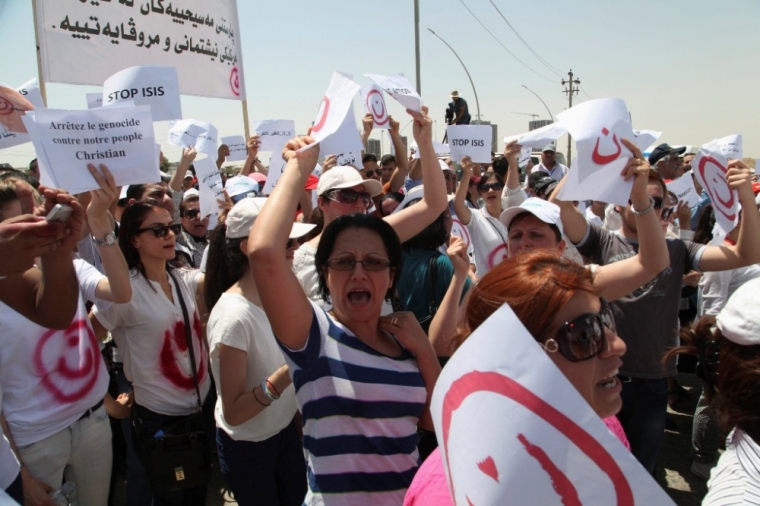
404, 417, 630, 506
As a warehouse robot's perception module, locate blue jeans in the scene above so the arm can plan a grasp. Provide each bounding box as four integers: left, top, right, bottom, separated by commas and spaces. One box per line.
616, 377, 669, 476
216, 420, 306, 506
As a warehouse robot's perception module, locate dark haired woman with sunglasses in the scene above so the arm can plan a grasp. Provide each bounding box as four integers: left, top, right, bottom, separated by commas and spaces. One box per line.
91, 199, 212, 506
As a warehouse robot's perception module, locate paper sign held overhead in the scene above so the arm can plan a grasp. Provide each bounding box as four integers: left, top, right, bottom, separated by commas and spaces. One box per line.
253, 119, 296, 152
318, 101, 364, 156
431, 304, 675, 506
666, 175, 700, 209
692, 140, 738, 234
168, 119, 218, 156
86, 93, 103, 109
262, 155, 286, 195
335, 152, 362, 168
631, 129, 662, 152
360, 85, 390, 129
301, 72, 360, 152
365, 73, 422, 113
411, 142, 449, 160
193, 156, 224, 219
716, 134, 742, 160
503, 122, 567, 150
0, 85, 35, 134
21, 105, 159, 194
447, 125, 492, 163
0, 78, 45, 150
220, 135, 247, 162
102, 66, 182, 121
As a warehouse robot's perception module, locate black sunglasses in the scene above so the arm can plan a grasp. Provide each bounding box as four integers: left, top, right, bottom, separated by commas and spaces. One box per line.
364, 169, 381, 177
325, 188, 373, 207
629, 197, 664, 210
661, 207, 675, 221
541, 298, 616, 362
136, 223, 182, 239
478, 182, 505, 193
182, 209, 201, 219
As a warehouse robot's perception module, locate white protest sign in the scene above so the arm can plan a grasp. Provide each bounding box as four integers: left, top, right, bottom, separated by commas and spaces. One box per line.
252, 119, 296, 152
86, 93, 103, 109
692, 140, 739, 233
447, 125, 492, 163
503, 122, 567, 150
0, 78, 45, 150
365, 73, 422, 113
262, 155, 286, 195
411, 142, 449, 160
17, 78, 45, 109
335, 152, 362, 167
35, 0, 246, 100
755, 159, 760, 176
360, 85, 390, 129
220, 135, 247, 162
193, 156, 224, 219
432, 304, 675, 506
102, 66, 182, 121
20, 112, 58, 187
716, 134, 742, 160
168, 119, 218, 156
319, 102, 364, 156
303, 72, 360, 152
666, 175, 700, 209
631, 129, 662, 152
22, 105, 159, 194
312, 163, 323, 178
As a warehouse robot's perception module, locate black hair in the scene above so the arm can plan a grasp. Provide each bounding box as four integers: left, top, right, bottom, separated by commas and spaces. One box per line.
0, 170, 39, 189
314, 213, 403, 304
380, 154, 396, 165
304, 207, 323, 241
527, 171, 546, 191
477, 172, 504, 192
118, 199, 182, 284
403, 209, 448, 251
492, 156, 508, 179
180, 194, 199, 215
204, 223, 248, 311
693, 204, 715, 245
362, 153, 378, 164
508, 212, 562, 243
379, 192, 404, 217
29, 158, 37, 170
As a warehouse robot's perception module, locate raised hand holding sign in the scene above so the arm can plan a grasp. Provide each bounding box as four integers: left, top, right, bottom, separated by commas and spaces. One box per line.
360, 85, 390, 129
300, 72, 360, 152
364, 73, 422, 113
692, 138, 741, 233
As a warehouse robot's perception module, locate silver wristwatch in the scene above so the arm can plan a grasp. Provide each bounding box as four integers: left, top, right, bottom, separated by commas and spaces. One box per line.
631, 196, 654, 216
94, 232, 117, 246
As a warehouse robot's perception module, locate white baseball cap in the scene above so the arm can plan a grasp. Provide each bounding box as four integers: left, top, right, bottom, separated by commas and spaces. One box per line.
225, 175, 259, 198
439, 159, 455, 173
316, 166, 383, 197
226, 197, 315, 240
499, 197, 564, 236
716, 277, 760, 346
182, 188, 200, 199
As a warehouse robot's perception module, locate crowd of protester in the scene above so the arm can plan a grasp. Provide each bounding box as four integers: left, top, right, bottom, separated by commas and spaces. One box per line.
0, 105, 759, 506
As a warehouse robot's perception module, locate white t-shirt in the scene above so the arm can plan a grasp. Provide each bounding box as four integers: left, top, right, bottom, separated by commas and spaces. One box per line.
699, 264, 760, 316
464, 207, 508, 276
0, 384, 20, 490
93, 268, 210, 416
703, 428, 760, 505
207, 293, 296, 442
0, 260, 109, 447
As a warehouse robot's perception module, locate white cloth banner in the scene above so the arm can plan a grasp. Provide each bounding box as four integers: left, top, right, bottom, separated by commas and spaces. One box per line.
102, 66, 182, 121
21, 105, 159, 194
168, 119, 218, 156
431, 304, 675, 506
0, 78, 45, 150
253, 119, 296, 152
220, 135, 247, 162
503, 122, 567, 150
692, 140, 739, 233
193, 156, 224, 219
301, 72, 360, 152
35, 0, 246, 100
447, 125, 492, 163
666, 175, 700, 209
360, 85, 390, 130
364, 73, 422, 113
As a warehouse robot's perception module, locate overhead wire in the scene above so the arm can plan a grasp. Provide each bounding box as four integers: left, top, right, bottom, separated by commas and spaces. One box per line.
456, 0, 557, 83
487, 0, 566, 78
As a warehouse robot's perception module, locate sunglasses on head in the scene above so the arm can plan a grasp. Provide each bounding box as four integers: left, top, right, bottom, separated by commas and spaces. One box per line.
182, 209, 202, 219
628, 196, 664, 210
364, 169, 381, 177
325, 188, 373, 207
136, 223, 182, 239
478, 182, 505, 193
540, 298, 616, 362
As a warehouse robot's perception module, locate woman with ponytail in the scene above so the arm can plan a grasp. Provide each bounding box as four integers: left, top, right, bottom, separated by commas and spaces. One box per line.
205, 198, 313, 506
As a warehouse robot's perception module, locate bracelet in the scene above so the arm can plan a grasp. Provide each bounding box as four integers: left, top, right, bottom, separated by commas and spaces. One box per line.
261, 379, 279, 402
631, 196, 654, 216
266, 379, 281, 397
252, 387, 271, 407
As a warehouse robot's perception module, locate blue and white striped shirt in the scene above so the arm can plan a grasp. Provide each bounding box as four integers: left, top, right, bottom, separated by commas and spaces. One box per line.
278, 301, 427, 506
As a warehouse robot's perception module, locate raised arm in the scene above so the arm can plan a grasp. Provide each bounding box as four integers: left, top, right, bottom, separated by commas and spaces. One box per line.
501, 141, 526, 209
169, 147, 196, 192
383, 106, 448, 242
387, 117, 409, 193
87, 164, 131, 303
452, 156, 474, 225
216, 144, 229, 170
360, 114, 373, 149
592, 140, 670, 300
239, 136, 262, 176
548, 170, 589, 243
428, 236, 469, 357
697, 160, 760, 271
249, 138, 319, 350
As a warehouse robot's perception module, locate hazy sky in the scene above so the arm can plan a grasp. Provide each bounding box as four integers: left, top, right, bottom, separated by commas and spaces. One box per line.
2, 0, 759, 167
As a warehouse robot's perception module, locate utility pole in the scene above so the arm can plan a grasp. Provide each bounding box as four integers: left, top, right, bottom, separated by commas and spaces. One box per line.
561, 69, 580, 163
414, 0, 421, 95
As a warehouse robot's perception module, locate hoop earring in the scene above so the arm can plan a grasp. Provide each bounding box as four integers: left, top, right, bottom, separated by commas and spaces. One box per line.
540, 339, 559, 353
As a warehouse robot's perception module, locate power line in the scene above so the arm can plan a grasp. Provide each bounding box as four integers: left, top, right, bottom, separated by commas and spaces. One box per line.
488, 0, 565, 77
457, 0, 557, 83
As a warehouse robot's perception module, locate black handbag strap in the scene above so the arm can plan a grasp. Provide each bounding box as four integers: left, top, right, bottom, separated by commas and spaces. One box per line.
168, 270, 203, 412
428, 254, 439, 316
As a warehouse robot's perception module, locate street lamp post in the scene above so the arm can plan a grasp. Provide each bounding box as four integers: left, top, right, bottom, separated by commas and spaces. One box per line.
427, 28, 481, 123
414, 0, 421, 95
521, 85, 554, 122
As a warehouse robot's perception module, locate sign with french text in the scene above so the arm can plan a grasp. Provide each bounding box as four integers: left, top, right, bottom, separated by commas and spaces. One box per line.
431, 304, 675, 506
365, 73, 422, 113
447, 125, 492, 163
193, 156, 224, 219
102, 66, 182, 121
666, 175, 700, 209
168, 119, 218, 156
360, 85, 390, 129
21, 105, 159, 194
0, 78, 45, 150
220, 135, 246, 162
692, 140, 738, 234
35, 0, 246, 100
253, 119, 296, 152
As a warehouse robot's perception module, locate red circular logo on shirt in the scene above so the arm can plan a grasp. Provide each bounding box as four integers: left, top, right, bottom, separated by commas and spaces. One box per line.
159, 313, 207, 391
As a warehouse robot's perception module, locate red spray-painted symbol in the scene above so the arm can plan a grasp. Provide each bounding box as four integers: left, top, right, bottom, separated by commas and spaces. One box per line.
312, 96, 331, 133
442, 371, 634, 506
365, 89, 389, 127
159, 313, 207, 391
592, 128, 622, 165
697, 156, 736, 222
0, 97, 13, 116
33, 320, 101, 403
487, 243, 508, 270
